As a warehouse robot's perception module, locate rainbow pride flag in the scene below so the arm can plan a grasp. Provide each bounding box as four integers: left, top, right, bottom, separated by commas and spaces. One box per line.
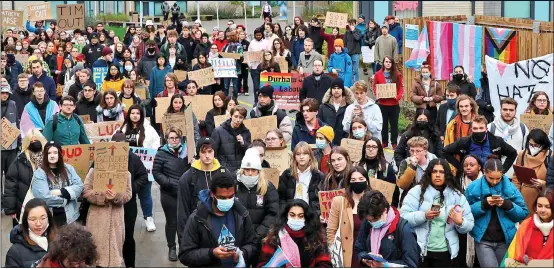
260, 72, 293, 90
427, 21, 453, 80
485, 27, 518, 64
262, 247, 291, 268
452, 23, 483, 88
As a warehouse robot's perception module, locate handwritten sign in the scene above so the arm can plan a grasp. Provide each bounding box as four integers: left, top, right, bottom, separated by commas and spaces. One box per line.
79, 114, 91, 123
376, 83, 397, 99
340, 138, 365, 162
2, 10, 24, 27
324, 12, 348, 28
130, 146, 156, 181
84, 121, 124, 142
263, 168, 280, 189
214, 114, 231, 127
14, 54, 29, 65
154, 97, 171, 122
393, 1, 419, 11
174, 70, 188, 81
264, 148, 292, 174
370, 179, 396, 204
161, 113, 187, 135
243, 116, 277, 141
62, 144, 94, 181
132, 13, 139, 23
184, 95, 214, 121
362, 46, 374, 63
188, 67, 216, 87
208, 58, 237, 78
245, 51, 264, 66
135, 86, 147, 100
184, 105, 196, 163
220, 52, 242, 60
520, 114, 552, 133
1, 118, 20, 149
502, 258, 554, 267
93, 142, 129, 193
318, 189, 346, 223
274, 56, 289, 73
28, 3, 53, 21
56, 4, 84, 31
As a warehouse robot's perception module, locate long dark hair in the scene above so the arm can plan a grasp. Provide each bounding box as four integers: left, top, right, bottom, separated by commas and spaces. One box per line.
41, 141, 69, 186
343, 166, 372, 208
381, 55, 399, 83
121, 104, 146, 146
99, 90, 121, 109
21, 198, 56, 245
264, 199, 325, 252
419, 159, 462, 205
104, 63, 123, 81
167, 93, 185, 113
406, 109, 441, 140
360, 137, 387, 172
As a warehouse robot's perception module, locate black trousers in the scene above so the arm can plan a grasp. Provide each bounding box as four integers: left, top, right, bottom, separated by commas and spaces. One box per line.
163, 12, 169, 21
1, 149, 17, 192
160, 192, 178, 248
240, 64, 249, 92
420, 251, 453, 268
122, 198, 138, 267
379, 104, 400, 145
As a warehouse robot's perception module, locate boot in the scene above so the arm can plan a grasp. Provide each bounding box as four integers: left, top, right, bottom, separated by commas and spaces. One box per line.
168, 246, 177, 261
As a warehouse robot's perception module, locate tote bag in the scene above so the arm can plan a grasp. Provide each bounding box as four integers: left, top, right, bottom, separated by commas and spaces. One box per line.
330, 197, 345, 268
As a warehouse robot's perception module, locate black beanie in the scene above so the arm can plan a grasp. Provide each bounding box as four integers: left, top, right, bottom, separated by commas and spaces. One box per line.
258, 85, 274, 99
331, 77, 345, 90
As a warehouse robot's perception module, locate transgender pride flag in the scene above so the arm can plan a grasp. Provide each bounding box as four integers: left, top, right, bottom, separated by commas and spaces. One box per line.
405, 24, 430, 71
262, 247, 291, 268
427, 21, 453, 80
452, 23, 483, 88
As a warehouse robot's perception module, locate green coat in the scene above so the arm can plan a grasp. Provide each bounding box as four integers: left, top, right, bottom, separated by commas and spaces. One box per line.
43, 113, 90, 146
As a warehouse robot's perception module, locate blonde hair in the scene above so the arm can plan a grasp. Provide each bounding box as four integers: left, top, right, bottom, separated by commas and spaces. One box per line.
291, 142, 318, 180
237, 168, 269, 196
22, 129, 47, 170
407, 136, 429, 150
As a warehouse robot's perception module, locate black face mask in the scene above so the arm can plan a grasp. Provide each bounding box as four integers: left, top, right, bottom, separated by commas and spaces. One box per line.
29, 141, 42, 152
453, 74, 464, 81
472, 131, 487, 143
147, 47, 156, 54
350, 181, 368, 194
416, 121, 428, 130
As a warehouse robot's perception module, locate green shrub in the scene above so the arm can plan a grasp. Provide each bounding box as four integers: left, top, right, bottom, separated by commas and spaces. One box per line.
96, 13, 130, 22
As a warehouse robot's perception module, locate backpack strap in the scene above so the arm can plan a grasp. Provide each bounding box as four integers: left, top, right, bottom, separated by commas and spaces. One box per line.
52, 113, 83, 133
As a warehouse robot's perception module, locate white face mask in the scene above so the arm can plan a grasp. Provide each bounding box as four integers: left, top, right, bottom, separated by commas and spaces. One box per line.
238, 174, 259, 189
529, 146, 542, 156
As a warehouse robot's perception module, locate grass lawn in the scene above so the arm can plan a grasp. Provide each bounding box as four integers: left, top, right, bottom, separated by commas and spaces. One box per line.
105, 26, 127, 38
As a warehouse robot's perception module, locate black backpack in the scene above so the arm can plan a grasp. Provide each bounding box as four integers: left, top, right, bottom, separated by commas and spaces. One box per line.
52, 112, 83, 132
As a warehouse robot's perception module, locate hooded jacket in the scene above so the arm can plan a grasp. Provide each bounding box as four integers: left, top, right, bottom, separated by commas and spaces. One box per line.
318, 87, 355, 145
10, 86, 32, 120
344, 27, 362, 55
327, 48, 353, 87
397, 152, 438, 192
291, 37, 305, 68
6, 55, 24, 89
320, 30, 344, 56
178, 189, 258, 267
235, 177, 279, 241
299, 73, 333, 103
148, 65, 173, 98
153, 144, 191, 197
67, 79, 86, 101
211, 119, 252, 174
82, 42, 105, 67
75, 92, 101, 123
249, 101, 293, 143
291, 113, 327, 150
4, 225, 48, 268
3, 152, 35, 216
136, 53, 158, 82
308, 26, 324, 54
193, 42, 211, 59
342, 97, 383, 140
119, 120, 160, 149
388, 23, 403, 54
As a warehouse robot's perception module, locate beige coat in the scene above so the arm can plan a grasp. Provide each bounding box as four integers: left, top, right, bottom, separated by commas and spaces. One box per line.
83, 169, 132, 268
326, 196, 355, 267
512, 150, 549, 217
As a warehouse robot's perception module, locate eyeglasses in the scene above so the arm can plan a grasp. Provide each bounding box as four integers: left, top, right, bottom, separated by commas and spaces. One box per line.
265, 137, 279, 141
168, 137, 181, 141
84, 88, 95, 92
409, 149, 424, 155
62, 103, 74, 107
365, 145, 378, 150
535, 98, 548, 103
27, 217, 48, 224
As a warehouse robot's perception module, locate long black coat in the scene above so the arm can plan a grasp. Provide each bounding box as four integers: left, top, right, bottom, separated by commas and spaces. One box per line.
477, 76, 495, 123
153, 146, 191, 197
278, 168, 325, 215
75, 92, 101, 123
5, 225, 47, 268
299, 73, 333, 104
3, 153, 34, 216
211, 119, 251, 174
235, 180, 279, 240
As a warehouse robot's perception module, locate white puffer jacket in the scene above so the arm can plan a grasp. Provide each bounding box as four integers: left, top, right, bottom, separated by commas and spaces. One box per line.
119, 119, 161, 150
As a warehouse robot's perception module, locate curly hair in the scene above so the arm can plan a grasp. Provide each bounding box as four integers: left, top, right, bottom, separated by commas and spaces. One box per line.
418, 158, 462, 206
45, 223, 97, 266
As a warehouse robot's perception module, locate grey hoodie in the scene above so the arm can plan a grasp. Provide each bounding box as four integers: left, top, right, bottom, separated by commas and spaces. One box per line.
342, 96, 383, 140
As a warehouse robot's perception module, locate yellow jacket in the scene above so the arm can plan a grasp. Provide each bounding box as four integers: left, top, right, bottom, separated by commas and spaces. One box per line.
101, 78, 125, 93
444, 119, 457, 146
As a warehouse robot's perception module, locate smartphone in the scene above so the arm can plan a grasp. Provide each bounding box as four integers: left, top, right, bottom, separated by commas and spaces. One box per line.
225, 246, 237, 252
447, 205, 463, 224
431, 204, 441, 212
361, 253, 387, 263
492, 194, 502, 200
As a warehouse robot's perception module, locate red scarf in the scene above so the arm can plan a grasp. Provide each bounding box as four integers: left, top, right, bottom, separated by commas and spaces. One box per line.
308, 120, 320, 136
284, 225, 305, 238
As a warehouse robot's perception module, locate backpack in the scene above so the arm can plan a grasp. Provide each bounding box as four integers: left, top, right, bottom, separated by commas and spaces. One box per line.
52, 112, 83, 133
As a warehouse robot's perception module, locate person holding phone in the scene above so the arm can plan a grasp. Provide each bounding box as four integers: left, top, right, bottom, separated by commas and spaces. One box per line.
465, 155, 529, 268
400, 158, 474, 267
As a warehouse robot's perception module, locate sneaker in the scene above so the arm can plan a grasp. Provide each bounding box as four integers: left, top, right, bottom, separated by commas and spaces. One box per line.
382, 143, 389, 148
145, 217, 156, 232
392, 144, 398, 150
244, 92, 250, 96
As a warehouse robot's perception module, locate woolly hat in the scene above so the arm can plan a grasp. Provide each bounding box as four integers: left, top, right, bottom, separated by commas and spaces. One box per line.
241, 148, 262, 170
102, 46, 113, 56
331, 77, 345, 90
195, 19, 202, 25
334, 39, 344, 48
316, 126, 335, 143
196, 137, 215, 156
258, 85, 274, 99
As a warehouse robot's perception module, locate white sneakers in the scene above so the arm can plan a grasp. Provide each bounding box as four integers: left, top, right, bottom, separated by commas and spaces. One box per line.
145, 217, 156, 232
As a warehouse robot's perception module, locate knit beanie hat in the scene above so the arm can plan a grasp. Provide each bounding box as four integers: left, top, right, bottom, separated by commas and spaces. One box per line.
258, 85, 274, 99
102, 46, 113, 57
331, 77, 345, 91
241, 148, 262, 170
334, 39, 344, 48
316, 126, 335, 143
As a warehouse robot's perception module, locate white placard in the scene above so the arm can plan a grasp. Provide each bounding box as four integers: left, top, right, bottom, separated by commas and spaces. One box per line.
405, 24, 419, 49
362, 46, 374, 63
208, 58, 237, 78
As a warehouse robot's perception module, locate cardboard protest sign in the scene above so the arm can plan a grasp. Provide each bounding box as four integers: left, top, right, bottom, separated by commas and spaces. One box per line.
79, 114, 91, 123
214, 115, 231, 127
28, 3, 53, 21
324, 12, 348, 28
93, 67, 108, 90
132, 13, 139, 23
376, 83, 397, 99
318, 189, 346, 223
135, 86, 147, 100
370, 179, 396, 204
174, 70, 188, 81
184, 95, 214, 121
1, 118, 20, 149
245, 51, 264, 66
62, 145, 94, 181
84, 121, 124, 142
2, 10, 24, 27
162, 20, 172, 27
14, 54, 29, 65
188, 67, 216, 87
184, 106, 196, 163
486, 54, 554, 117
520, 114, 552, 133
274, 56, 289, 73
56, 4, 84, 31
502, 258, 553, 267
154, 97, 171, 122
191, 58, 198, 66
161, 113, 187, 135
208, 58, 237, 78
260, 72, 304, 110
93, 142, 129, 193
263, 168, 280, 189
220, 52, 242, 60
264, 148, 292, 174
340, 138, 365, 162
243, 116, 277, 141
130, 147, 156, 181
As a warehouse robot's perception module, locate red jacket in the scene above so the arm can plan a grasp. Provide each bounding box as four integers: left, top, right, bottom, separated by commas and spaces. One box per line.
213, 39, 228, 52
320, 29, 344, 56
372, 69, 404, 106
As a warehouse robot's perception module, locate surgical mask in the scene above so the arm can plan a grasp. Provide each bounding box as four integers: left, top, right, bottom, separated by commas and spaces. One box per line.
29, 141, 43, 152
125, 65, 133, 72
350, 181, 367, 194
472, 131, 487, 142
370, 217, 386, 229
16, 45, 22, 51
315, 139, 327, 149
446, 98, 456, 109
287, 218, 305, 231
353, 129, 366, 139
421, 73, 431, 79
20, 34, 25, 40
453, 74, 464, 81
238, 174, 259, 190
216, 197, 234, 212
529, 146, 543, 156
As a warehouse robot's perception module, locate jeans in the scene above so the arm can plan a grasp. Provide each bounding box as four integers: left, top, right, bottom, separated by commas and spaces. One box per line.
379, 104, 400, 145
160, 192, 178, 248
350, 54, 361, 82
138, 181, 153, 218
224, 77, 240, 98
250, 69, 261, 104
475, 240, 507, 268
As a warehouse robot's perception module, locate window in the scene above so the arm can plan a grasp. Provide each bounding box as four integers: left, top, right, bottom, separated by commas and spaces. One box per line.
504, 1, 531, 19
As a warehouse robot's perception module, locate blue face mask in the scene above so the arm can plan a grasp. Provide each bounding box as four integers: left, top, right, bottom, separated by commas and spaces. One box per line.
370, 219, 386, 229
353, 129, 366, 139
216, 197, 235, 212
287, 218, 305, 231
315, 139, 327, 149
446, 98, 457, 109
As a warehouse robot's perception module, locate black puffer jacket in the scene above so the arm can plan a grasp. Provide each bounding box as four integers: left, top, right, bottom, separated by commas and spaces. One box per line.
477, 75, 495, 123
11, 86, 32, 120
204, 108, 226, 137
153, 144, 191, 197
75, 92, 101, 123
3, 152, 35, 216
317, 87, 355, 145
211, 119, 251, 174
278, 168, 324, 215
447, 79, 477, 99
5, 225, 47, 268
363, 26, 381, 49
235, 179, 279, 240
